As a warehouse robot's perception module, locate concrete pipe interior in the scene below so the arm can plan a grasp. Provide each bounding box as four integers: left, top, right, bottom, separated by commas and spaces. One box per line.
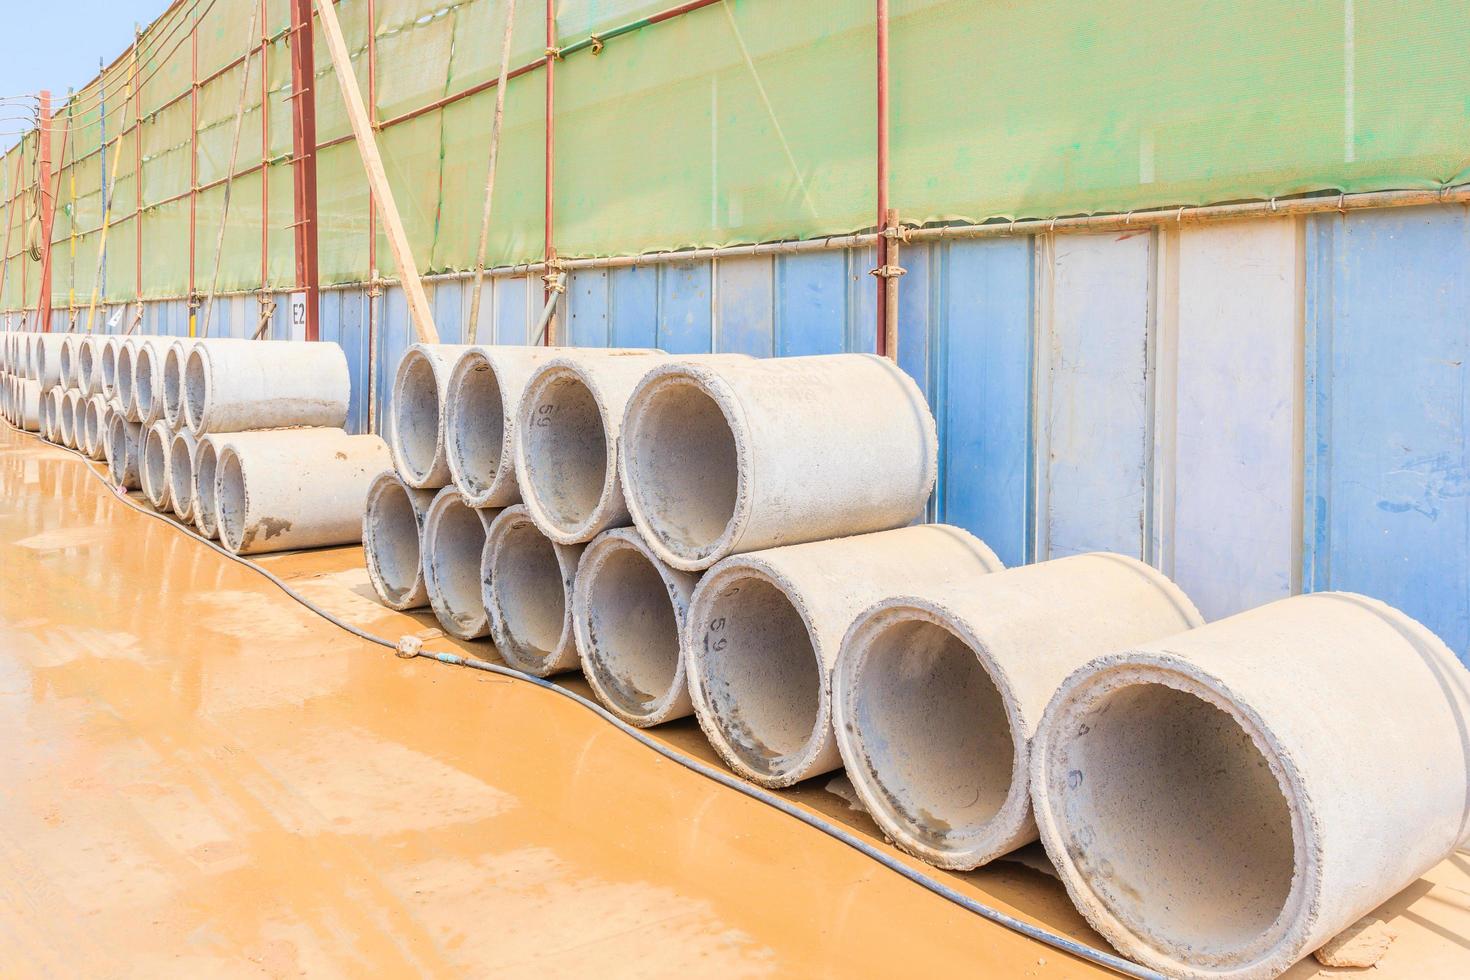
490, 520, 567, 671
845, 617, 1016, 854
194, 441, 221, 536
169, 436, 194, 520
217, 452, 249, 551
449, 359, 505, 497
184, 348, 209, 431
522, 374, 607, 533
143, 428, 169, 507
366, 481, 424, 606
428, 499, 488, 632
696, 575, 821, 778
60, 397, 77, 447
78, 341, 96, 390
393, 354, 443, 482
625, 378, 739, 563
59, 342, 75, 389
163, 348, 185, 423
580, 544, 681, 718
100, 341, 118, 394
1046, 679, 1298, 964
134, 347, 159, 416
116, 346, 136, 414
85, 402, 104, 456
106, 418, 130, 485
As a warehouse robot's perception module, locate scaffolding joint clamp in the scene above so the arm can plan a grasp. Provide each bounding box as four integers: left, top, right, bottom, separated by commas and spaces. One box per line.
590, 35, 605, 55
546, 46, 563, 60
869, 264, 907, 279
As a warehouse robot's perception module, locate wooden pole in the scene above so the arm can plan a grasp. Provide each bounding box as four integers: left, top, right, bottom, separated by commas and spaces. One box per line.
314, 0, 440, 344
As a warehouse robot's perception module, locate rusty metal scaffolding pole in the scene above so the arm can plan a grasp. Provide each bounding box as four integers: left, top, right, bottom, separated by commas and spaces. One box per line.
35, 91, 54, 331
873, 0, 897, 360
188, 5, 200, 336
289, 0, 321, 341
543, 0, 556, 346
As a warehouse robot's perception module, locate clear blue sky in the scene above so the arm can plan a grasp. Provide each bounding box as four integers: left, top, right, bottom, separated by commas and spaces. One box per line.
1, 1, 167, 152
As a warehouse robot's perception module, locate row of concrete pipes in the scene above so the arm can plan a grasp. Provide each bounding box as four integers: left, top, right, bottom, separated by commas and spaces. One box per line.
0, 330, 388, 556
364, 341, 1470, 980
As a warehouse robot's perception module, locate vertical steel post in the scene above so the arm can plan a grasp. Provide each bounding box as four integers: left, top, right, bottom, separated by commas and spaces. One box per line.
67, 90, 76, 323
366, 0, 379, 430
260, 0, 270, 296
289, 0, 321, 341
36, 90, 54, 331
100, 60, 108, 305
188, 5, 200, 336
134, 26, 144, 313
543, 0, 556, 345
874, 0, 892, 359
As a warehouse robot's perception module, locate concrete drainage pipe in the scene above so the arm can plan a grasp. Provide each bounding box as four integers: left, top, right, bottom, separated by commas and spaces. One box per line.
60, 390, 83, 448
115, 339, 145, 422
685, 524, 1004, 789
184, 339, 350, 434
41, 386, 61, 442
57, 335, 79, 390
131, 338, 171, 427
77, 336, 103, 395
161, 338, 202, 429
169, 429, 199, 523
193, 435, 227, 538
108, 415, 143, 490
82, 394, 109, 459
622, 353, 938, 571
141, 420, 175, 511
422, 487, 498, 639
390, 343, 472, 489
100, 336, 129, 399
573, 525, 699, 726
514, 351, 670, 543
15, 379, 39, 432
99, 402, 117, 465
363, 469, 436, 611
831, 553, 1202, 872
483, 504, 584, 676
215, 429, 391, 555
33, 335, 64, 389
1031, 591, 1470, 980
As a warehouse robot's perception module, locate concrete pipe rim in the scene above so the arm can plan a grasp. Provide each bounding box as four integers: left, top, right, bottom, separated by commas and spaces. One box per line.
134, 345, 160, 423
78, 340, 96, 392
60, 394, 78, 448
106, 416, 131, 485
1031, 654, 1314, 979
58, 338, 75, 389
183, 346, 211, 434
100, 338, 119, 397
215, 447, 251, 553
169, 432, 196, 522
194, 439, 221, 538
445, 348, 515, 507
832, 597, 1032, 871
82, 399, 102, 458
116, 345, 137, 420
391, 346, 451, 488
685, 559, 831, 788
423, 488, 492, 640
621, 364, 748, 572
483, 507, 579, 676
142, 423, 172, 510
573, 527, 691, 726
363, 470, 429, 611
516, 363, 622, 544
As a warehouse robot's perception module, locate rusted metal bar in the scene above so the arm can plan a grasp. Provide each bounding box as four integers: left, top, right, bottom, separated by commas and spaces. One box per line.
188, 5, 200, 335
543, 0, 556, 346
874, 0, 891, 358
35, 91, 54, 331
289, 0, 320, 341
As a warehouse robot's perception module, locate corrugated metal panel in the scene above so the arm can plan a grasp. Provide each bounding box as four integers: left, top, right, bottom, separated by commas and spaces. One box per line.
776, 252, 846, 356
1035, 231, 1153, 561
567, 269, 610, 348
1166, 219, 1302, 621
714, 256, 773, 357
657, 264, 713, 354
1305, 205, 1470, 661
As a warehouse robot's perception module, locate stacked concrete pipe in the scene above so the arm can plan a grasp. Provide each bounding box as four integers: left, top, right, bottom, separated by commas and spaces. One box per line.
363, 469, 436, 610
684, 524, 1005, 788
513, 350, 675, 544
161, 337, 201, 429
131, 338, 172, 426
621, 353, 937, 571
192, 435, 227, 538
390, 343, 473, 489
482, 504, 584, 676
57, 335, 79, 390
215, 428, 391, 555
1030, 591, 1470, 980
82, 395, 109, 459
32, 334, 64, 390
444, 345, 660, 508
77, 336, 103, 396
184, 338, 350, 434
13, 378, 39, 432
141, 420, 176, 512
168, 429, 200, 523
99, 400, 118, 467
108, 415, 143, 490
422, 486, 499, 639
830, 553, 1202, 872
115, 338, 144, 422
60, 390, 82, 448
572, 525, 700, 726
99, 335, 128, 399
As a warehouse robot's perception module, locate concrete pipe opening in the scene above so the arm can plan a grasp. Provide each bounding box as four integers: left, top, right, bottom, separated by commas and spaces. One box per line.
519, 370, 611, 540
1037, 671, 1301, 975
574, 530, 694, 726
446, 354, 508, 504
134, 345, 160, 421
689, 570, 823, 783
622, 375, 740, 567
82, 400, 102, 458
108, 416, 139, 489
183, 347, 209, 432
162, 344, 187, 427
78, 341, 96, 393
216, 450, 249, 551
100, 339, 119, 397
484, 509, 578, 675
60, 394, 78, 448
424, 490, 491, 639
364, 472, 430, 610
838, 608, 1023, 868
391, 348, 448, 487
169, 433, 196, 522
142, 424, 171, 510
194, 439, 222, 538
58, 339, 76, 390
